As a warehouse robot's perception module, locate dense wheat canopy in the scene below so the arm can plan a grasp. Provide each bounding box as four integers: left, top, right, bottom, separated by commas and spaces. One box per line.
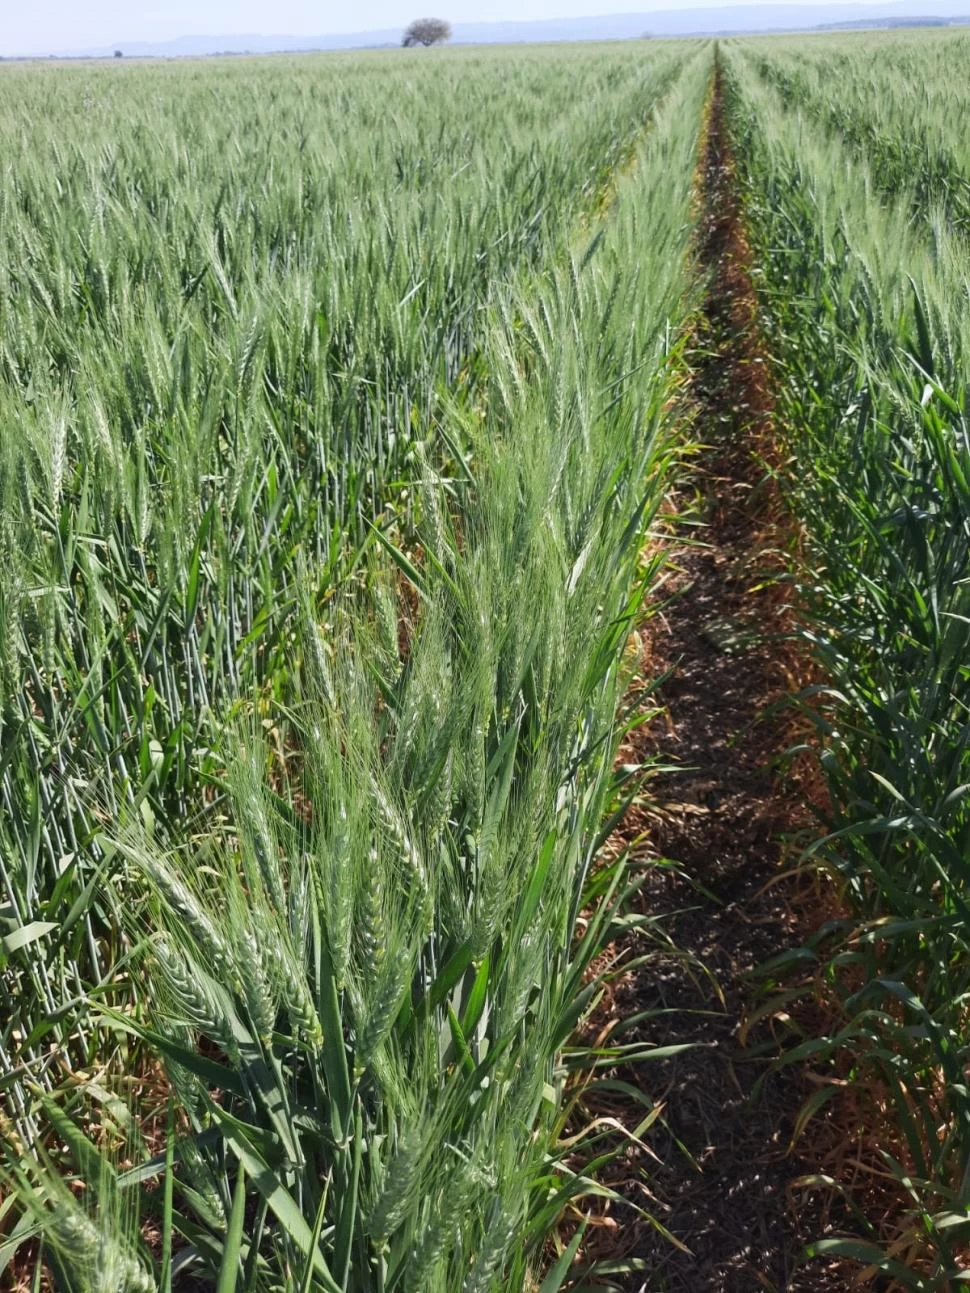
0, 41, 710, 1291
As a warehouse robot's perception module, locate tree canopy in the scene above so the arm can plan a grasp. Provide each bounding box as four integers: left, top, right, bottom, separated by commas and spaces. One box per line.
402, 18, 452, 46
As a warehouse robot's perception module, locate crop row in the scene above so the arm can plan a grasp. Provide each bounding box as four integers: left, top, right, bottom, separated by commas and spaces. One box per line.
724, 39, 970, 1288
0, 44, 711, 1291
739, 33, 970, 236
0, 41, 689, 1113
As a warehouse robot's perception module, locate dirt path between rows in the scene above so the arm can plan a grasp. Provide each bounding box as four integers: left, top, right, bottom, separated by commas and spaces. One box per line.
597, 65, 854, 1293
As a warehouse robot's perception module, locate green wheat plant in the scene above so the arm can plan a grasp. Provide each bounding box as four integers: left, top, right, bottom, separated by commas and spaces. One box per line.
1, 40, 710, 1291
0, 38, 692, 1123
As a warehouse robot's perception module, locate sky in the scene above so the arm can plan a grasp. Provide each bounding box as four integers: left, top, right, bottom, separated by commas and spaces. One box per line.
4, 0, 827, 56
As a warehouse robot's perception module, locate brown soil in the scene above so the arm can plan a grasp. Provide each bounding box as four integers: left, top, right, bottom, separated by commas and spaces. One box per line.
582, 65, 861, 1293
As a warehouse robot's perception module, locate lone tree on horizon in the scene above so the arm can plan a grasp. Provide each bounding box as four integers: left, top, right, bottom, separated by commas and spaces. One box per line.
402, 17, 452, 46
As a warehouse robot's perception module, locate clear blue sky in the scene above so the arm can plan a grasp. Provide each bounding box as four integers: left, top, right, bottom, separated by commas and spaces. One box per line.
6, 0, 815, 56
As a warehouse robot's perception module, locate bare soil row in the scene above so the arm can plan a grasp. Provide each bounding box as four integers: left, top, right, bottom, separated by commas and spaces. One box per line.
597, 66, 855, 1293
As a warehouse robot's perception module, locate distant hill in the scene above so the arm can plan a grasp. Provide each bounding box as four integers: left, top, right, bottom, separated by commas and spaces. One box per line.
38, 2, 970, 60
819, 14, 959, 26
